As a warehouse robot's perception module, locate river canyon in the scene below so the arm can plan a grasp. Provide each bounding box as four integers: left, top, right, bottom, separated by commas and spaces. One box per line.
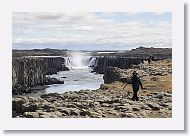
12, 47, 172, 118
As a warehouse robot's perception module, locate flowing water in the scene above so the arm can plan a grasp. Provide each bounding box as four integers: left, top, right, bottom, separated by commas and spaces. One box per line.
25, 51, 103, 97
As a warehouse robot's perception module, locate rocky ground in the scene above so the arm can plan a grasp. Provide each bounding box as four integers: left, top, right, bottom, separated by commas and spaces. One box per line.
103, 59, 172, 94
12, 89, 172, 118
12, 60, 172, 118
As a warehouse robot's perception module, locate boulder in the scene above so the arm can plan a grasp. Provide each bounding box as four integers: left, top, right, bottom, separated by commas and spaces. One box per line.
147, 103, 161, 110
103, 66, 133, 84
120, 113, 137, 118
114, 105, 130, 112
53, 111, 63, 117
67, 103, 78, 109
39, 112, 52, 118
24, 112, 39, 118
101, 103, 110, 107
140, 105, 151, 110
70, 108, 80, 116
64, 67, 69, 71
12, 97, 29, 113
132, 107, 141, 111
103, 67, 122, 84
72, 102, 87, 109
58, 108, 70, 116
100, 84, 109, 90
88, 111, 102, 118
158, 102, 169, 107
42, 103, 55, 112
45, 77, 64, 85
80, 109, 90, 117
41, 93, 63, 99
21, 102, 38, 113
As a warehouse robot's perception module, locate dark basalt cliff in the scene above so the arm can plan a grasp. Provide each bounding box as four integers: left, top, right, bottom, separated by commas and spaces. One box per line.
12, 57, 67, 94
93, 57, 142, 74
43, 57, 66, 75
92, 47, 172, 74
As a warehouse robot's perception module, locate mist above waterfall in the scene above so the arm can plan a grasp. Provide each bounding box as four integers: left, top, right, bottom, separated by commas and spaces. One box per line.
66, 51, 94, 69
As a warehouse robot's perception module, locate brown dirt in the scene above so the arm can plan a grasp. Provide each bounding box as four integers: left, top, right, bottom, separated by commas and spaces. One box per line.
103, 60, 172, 96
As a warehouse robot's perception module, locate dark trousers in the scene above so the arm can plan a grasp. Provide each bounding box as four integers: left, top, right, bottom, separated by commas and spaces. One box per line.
132, 88, 139, 101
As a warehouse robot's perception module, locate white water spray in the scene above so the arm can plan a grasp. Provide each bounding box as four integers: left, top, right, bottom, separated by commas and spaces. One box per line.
66, 51, 95, 69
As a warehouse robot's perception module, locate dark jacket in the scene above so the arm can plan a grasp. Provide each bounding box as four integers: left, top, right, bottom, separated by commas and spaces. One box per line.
131, 75, 143, 89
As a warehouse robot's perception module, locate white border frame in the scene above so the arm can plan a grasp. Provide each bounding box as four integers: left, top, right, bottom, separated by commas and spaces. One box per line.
0, 0, 184, 130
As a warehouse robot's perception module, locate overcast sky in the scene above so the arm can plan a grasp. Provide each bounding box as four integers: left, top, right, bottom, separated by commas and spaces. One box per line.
12, 12, 172, 50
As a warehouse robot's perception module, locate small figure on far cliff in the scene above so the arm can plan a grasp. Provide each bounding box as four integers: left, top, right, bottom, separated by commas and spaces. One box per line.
131, 71, 143, 101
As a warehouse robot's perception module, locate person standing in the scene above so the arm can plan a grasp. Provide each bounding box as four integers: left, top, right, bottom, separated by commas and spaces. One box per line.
131, 71, 143, 101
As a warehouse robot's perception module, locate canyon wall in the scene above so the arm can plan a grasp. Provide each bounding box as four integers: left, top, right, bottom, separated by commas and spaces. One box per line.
12, 57, 66, 94
43, 57, 66, 75
93, 57, 142, 74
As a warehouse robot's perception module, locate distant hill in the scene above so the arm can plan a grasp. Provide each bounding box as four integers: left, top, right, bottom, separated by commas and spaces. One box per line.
12, 46, 172, 59
12, 48, 68, 57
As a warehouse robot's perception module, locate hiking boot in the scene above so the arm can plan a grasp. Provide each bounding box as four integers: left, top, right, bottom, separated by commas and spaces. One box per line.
136, 97, 139, 101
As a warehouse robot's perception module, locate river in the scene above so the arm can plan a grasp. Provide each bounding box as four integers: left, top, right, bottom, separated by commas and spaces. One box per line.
23, 52, 103, 97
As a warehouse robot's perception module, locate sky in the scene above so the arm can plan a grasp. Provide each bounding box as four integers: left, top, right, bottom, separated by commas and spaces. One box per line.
12, 12, 172, 50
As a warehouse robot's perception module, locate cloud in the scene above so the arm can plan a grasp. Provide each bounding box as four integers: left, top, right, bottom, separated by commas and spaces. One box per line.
12, 12, 172, 49
125, 12, 140, 16
154, 12, 165, 16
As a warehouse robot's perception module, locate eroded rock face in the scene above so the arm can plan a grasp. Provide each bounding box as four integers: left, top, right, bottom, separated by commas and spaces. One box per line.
12, 57, 46, 91
103, 67, 132, 84
103, 60, 172, 84
12, 57, 68, 94
92, 47, 172, 74
12, 89, 172, 118
43, 57, 66, 75
93, 57, 142, 74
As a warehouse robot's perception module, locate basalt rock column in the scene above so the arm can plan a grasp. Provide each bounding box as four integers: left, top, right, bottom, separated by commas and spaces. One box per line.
94, 57, 142, 74
12, 57, 67, 94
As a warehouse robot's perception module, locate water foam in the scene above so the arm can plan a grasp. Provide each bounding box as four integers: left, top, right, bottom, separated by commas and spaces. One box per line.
66, 51, 94, 69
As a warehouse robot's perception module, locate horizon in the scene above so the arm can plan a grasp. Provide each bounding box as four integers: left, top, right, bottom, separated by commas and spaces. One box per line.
13, 12, 172, 50
12, 45, 172, 51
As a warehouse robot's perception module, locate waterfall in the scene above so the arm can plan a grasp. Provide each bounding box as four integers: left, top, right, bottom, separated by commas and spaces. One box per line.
65, 51, 96, 69
89, 57, 97, 67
